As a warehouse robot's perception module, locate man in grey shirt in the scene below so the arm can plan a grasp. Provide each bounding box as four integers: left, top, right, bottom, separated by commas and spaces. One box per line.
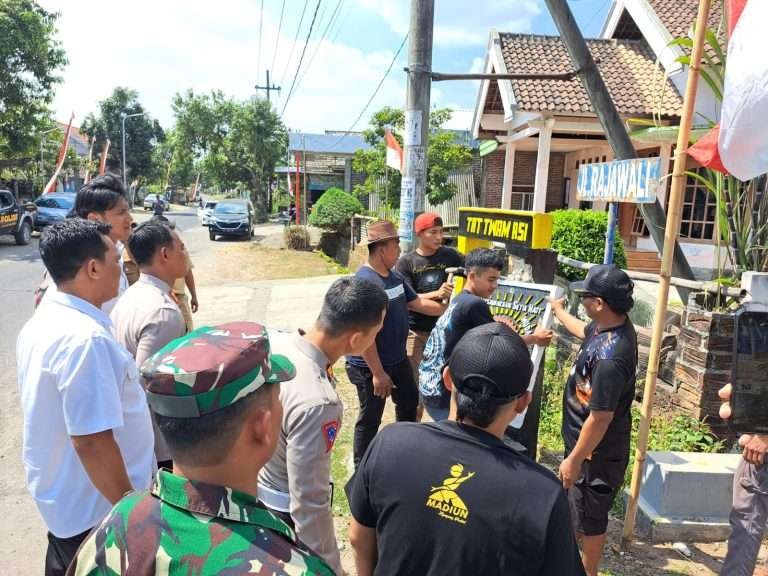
111, 220, 189, 468
259, 277, 388, 574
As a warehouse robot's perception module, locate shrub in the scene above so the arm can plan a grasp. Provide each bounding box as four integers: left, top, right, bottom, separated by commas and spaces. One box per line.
550, 209, 627, 281
284, 225, 310, 250
309, 187, 363, 233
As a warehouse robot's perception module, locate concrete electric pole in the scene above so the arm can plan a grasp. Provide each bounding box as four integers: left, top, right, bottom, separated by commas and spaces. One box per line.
398, 0, 434, 252
544, 0, 695, 283
255, 70, 281, 103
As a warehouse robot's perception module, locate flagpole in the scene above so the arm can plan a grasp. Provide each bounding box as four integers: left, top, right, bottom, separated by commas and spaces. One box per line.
622, 0, 712, 545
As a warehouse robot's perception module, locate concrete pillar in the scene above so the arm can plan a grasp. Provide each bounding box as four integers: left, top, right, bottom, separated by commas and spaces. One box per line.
500, 140, 517, 210
344, 159, 352, 192
533, 118, 555, 212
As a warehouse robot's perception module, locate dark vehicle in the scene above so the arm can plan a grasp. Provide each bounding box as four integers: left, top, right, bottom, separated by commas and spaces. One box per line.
209, 200, 254, 241
33, 193, 75, 230
0, 189, 36, 245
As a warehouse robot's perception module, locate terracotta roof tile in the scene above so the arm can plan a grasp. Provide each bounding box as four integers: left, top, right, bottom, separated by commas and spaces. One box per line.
498, 33, 683, 117
648, 0, 724, 45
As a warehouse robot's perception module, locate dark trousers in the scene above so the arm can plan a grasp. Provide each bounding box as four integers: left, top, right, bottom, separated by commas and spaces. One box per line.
347, 358, 419, 468
45, 528, 90, 576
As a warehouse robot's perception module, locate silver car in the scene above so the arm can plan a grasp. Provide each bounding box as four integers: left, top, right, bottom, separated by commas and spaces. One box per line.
200, 200, 218, 226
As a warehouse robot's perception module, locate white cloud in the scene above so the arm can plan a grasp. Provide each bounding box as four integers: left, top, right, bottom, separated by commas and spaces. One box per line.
357, 0, 542, 46
39, 0, 409, 133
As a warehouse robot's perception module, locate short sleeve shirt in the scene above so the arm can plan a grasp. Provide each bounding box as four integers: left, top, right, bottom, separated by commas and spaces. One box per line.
346, 421, 585, 576
563, 319, 638, 458
347, 266, 417, 368
395, 247, 464, 332
16, 292, 155, 537
419, 291, 494, 404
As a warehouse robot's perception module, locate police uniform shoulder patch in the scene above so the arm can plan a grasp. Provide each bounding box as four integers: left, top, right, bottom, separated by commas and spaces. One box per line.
322, 420, 339, 452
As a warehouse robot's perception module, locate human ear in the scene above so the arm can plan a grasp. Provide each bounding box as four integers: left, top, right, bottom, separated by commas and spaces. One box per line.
442, 366, 454, 392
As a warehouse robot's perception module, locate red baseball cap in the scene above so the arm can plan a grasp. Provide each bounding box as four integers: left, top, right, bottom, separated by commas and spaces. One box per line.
415, 212, 443, 235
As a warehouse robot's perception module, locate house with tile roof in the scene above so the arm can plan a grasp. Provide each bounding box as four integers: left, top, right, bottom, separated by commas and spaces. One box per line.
471, 0, 725, 273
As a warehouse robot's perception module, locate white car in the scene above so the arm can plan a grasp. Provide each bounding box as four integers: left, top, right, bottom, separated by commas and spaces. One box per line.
199, 200, 218, 226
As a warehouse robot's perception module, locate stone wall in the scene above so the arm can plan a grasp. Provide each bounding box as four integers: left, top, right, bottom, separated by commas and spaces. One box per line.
672, 304, 735, 438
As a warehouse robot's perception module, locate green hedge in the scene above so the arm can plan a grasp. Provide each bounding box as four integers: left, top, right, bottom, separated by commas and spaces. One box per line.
309, 187, 363, 233
550, 209, 627, 281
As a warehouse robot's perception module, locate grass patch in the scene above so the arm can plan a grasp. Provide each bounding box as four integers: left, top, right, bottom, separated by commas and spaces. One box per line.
330, 364, 356, 518
317, 250, 351, 275
197, 244, 338, 284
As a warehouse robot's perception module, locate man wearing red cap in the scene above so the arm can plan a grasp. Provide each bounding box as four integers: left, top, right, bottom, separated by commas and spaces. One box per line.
395, 212, 463, 414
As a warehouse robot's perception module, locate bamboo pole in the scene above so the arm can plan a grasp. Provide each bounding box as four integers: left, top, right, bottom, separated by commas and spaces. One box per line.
622, 0, 712, 545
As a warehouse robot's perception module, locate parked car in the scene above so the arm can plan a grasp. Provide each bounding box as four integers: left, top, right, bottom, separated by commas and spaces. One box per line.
0, 189, 36, 245
199, 200, 218, 226
208, 200, 254, 241
143, 194, 160, 211
33, 193, 75, 230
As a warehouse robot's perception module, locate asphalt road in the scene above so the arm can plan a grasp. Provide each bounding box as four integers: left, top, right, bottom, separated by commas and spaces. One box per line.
0, 208, 199, 574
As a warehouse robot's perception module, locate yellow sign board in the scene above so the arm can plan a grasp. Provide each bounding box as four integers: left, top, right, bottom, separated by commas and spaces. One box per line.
457, 207, 552, 250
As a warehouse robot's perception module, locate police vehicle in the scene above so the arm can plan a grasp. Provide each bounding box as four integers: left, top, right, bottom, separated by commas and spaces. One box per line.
0, 189, 36, 245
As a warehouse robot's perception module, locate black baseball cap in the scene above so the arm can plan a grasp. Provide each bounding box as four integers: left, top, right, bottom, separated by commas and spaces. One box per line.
449, 323, 533, 405
570, 264, 634, 309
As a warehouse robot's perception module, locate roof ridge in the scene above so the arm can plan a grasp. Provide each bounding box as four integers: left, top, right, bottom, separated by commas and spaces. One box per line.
498, 32, 647, 46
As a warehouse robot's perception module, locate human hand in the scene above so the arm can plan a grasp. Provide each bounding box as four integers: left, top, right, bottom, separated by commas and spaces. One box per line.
740, 434, 768, 465
531, 327, 554, 346
559, 456, 581, 489
435, 282, 454, 301
190, 295, 199, 313
372, 371, 394, 399
548, 296, 567, 313
718, 383, 732, 419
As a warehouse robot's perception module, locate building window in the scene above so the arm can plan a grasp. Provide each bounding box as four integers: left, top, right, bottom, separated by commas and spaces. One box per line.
679, 170, 717, 240
510, 185, 534, 210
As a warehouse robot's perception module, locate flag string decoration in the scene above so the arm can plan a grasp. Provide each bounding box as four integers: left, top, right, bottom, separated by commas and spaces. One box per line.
43, 113, 75, 194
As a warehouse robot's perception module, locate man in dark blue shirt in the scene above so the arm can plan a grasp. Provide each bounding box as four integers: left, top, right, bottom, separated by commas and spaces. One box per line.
346, 220, 444, 467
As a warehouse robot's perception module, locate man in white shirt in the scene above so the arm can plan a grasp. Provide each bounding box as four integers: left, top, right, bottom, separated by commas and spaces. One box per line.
36, 173, 133, 314
17, 219, 155, 576
111, 220, 188, 468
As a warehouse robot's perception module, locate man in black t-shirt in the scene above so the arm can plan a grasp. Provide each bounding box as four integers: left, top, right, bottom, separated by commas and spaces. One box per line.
549, 264, 637, 576
419, 248, 552, 421
395, 213, 464, 397
346, 323, 585, 576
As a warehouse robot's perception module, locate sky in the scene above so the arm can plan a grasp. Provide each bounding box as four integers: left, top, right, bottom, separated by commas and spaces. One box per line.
40, 0, 613, 134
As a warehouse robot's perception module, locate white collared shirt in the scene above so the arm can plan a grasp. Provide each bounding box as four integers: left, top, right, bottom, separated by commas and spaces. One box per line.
39, 241, 129, 315
16, 291, 155, 537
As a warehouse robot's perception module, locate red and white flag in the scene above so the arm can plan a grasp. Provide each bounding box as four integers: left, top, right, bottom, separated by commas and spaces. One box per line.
688, 0, 768, 181
43, 113, 74, 194
83, 135, 96, 184
385, 129, 403, 173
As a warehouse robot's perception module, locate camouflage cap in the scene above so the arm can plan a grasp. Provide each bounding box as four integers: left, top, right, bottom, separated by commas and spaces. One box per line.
141, 321, 295, 418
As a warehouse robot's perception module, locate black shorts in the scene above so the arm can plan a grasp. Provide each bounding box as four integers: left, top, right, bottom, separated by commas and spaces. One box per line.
567, 454, 629, 536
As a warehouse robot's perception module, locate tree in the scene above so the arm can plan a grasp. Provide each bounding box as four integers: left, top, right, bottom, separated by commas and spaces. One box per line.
0, 0, 67, 161
170, 90, 287, 221
80, 87, 164, 189
352, 107, 473, 209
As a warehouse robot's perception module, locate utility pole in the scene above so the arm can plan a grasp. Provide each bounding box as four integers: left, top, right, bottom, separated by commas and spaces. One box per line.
255, 70, 281, 103
398, 0, 434, 252
544, 0, 695, 285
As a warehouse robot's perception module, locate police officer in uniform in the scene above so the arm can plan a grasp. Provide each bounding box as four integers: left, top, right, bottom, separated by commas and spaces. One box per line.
67, 322, 334, 576
259, 277, 388, 574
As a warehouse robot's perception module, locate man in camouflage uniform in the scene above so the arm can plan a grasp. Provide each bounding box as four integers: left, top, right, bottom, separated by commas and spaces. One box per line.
67, 321, 335, 575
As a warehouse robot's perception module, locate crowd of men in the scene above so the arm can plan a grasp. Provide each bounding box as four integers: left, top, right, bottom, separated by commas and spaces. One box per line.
14, 176, 766, 576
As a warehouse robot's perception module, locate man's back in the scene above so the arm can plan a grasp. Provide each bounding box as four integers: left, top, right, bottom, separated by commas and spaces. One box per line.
67, 470, 334, 575
347, 421, 584, 576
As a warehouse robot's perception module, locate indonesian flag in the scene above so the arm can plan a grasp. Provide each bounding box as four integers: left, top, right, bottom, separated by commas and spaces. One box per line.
43, 113, 74, 194
385, 129, 403, 173
83, 135, 95, 184
688, 0, 768, 181
98, 139, 111, 175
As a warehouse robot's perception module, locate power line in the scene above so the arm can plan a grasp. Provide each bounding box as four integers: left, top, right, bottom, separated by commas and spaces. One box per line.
294, 0, 345, 91
280, 0, 323, 117
328, 0, 351, 44
256, 0, 265, 84
270, 0, 287, 75
278, 0, 310, 89
330, 32, 409, 150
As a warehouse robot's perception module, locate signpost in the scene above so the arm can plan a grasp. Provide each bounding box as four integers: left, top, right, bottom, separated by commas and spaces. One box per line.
576, 157, 662, 265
